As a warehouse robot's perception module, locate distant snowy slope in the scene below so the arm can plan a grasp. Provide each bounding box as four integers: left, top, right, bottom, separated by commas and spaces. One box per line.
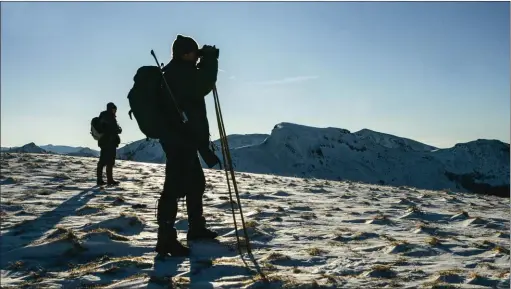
354, 129, 437, 152
431, 139, 510, 194
5, 143, 48, 154
223, 123, 509, 196
66, 147, 100, 158
212, 134, 269, 149
116, 134, 269, 165
116, 139, 165, 164
41, 145, 86, 155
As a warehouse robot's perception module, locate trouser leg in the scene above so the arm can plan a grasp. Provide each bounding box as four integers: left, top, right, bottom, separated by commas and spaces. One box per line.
155, 140, 191, 256
157, 193, 178, 237
185, 155, 218, 240
186, 156, 206, 229
106, 165, 114, 182
97, 149, 106, 184
99, 146, 116, 183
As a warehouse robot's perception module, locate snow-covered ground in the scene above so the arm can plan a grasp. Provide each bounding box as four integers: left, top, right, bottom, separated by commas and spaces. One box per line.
1, 153, 509, 288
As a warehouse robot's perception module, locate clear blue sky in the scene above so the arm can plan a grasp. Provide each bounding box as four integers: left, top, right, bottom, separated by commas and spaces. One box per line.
1, 2, 509, 149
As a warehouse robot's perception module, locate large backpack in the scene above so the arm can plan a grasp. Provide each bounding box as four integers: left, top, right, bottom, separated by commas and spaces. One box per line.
90, 116, 103, 140
127, 66, 167, 139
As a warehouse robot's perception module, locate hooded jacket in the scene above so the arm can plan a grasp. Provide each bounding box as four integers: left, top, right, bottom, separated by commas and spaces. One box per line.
160, 55, 218, 150
98, 109, 122, 148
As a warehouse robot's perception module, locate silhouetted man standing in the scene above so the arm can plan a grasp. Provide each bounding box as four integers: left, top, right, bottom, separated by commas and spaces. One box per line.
155, 35, 220, 257
96, 102, 122, 186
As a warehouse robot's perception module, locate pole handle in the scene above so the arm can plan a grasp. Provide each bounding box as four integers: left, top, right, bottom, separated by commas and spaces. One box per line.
150, 49, 188, 123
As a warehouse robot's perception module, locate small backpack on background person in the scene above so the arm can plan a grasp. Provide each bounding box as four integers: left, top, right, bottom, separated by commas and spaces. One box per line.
90, 116, 103, 141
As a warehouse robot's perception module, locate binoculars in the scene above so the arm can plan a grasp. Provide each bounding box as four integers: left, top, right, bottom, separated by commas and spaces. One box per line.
197, 46, 220, 59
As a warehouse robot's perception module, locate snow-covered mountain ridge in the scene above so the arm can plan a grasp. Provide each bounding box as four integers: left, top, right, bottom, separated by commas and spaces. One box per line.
2, 143, 99, 157
116, 134, 269, 164
116, 139, 166, 163
40, 145, 95, 155
66, 147, 100, 158
223, 123, 509, 197
4, 143, 49, 154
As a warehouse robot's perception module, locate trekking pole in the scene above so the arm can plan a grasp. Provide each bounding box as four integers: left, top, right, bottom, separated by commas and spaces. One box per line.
150, 50, 188, 124
213, 89, 241, 253
212, 85, 252, 254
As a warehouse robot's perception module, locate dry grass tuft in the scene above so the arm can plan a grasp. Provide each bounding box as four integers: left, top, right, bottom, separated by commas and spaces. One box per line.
493, 246, 510, 255
7, 260, 24, 270
468, 272, 481, 280
266, 252, 291, 261
119, 212, 145, 226
381, 234, 397, 242
77, 204, 107, 215
113, 196, 126, 205
372, 264, 393, 272
245, 220, 258, 228
68, 256, 150, 278
306, 247, 327, 256
212, 257, 240, 265
86, 228, 130, 241
407, 205, 423, 214
437, 268, 464, 276
426, 237, 442, 246
300, 212, 317, 220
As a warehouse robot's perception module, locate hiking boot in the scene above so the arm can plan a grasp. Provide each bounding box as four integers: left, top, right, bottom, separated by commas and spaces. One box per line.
155, 224, 190, 257
97, 180, 106, 186
187, 227, 219, 241
155, 239, 190, 257
107, 180, 120, 186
